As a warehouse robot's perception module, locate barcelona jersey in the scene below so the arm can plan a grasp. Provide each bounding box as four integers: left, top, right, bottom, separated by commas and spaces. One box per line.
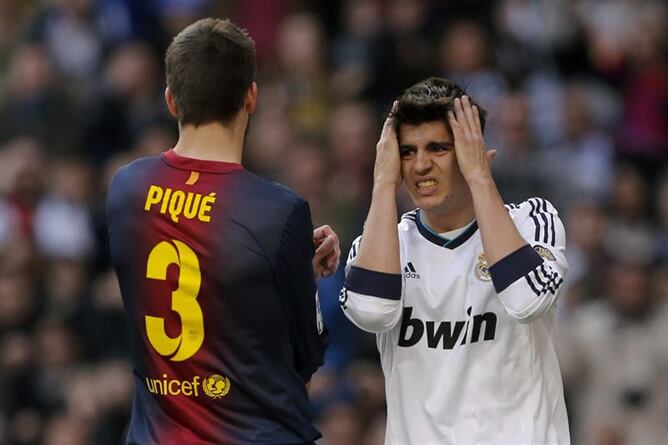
107, 149, 328, 444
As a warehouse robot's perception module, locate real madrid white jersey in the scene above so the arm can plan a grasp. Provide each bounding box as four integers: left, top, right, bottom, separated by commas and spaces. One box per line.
340, 198, 570, 445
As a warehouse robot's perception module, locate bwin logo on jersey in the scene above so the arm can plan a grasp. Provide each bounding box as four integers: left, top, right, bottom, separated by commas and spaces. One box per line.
398, 306, 497, 350
404, 262, 420, 279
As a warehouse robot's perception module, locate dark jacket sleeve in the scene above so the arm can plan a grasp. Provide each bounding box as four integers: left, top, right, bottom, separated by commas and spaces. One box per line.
275, 198, 329, 381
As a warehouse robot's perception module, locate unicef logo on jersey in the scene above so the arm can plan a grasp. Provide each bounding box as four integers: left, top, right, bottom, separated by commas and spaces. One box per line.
203, 374, 231, 399
144, 372, 231, 399
404, 262, 420, 279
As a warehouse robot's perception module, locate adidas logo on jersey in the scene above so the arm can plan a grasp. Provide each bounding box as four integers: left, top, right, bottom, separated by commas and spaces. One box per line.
398, 306, 497, 350
404, 262, 420, 279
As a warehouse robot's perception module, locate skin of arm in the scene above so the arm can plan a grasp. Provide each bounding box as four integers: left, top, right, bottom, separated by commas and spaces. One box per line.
448, 96, 527, 266
352, 103, 402, 275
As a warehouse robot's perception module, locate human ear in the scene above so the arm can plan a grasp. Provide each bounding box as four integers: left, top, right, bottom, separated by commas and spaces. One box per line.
164, 87, 178, 118
244, 82, 258, 114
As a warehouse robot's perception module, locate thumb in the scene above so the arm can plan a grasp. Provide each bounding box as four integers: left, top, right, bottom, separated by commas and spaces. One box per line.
486, 149, 498, 162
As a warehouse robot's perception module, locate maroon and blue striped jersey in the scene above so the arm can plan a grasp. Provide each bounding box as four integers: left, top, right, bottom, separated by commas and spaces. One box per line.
107, 149, 328, 444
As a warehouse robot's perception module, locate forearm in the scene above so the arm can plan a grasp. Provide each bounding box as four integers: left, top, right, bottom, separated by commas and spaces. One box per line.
468, 176, 527, 266
353, 185, 401, 273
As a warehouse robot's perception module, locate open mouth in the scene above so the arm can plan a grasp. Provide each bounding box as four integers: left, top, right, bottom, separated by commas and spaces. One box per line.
415, 179, 437, 195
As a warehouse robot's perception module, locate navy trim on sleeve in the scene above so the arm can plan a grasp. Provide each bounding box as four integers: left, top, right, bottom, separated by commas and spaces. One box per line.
489, 244, 544, 293
345, 266, 402, 300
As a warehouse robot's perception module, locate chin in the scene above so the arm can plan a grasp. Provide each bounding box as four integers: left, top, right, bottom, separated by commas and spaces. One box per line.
410, 192, 450, 211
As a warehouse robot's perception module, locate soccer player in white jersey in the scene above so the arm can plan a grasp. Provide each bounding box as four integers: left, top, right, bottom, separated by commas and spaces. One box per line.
340, 77, 570, 444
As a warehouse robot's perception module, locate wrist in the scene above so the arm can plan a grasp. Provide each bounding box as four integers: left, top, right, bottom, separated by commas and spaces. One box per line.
372, 180, 399, 195
465, 173, 495, 188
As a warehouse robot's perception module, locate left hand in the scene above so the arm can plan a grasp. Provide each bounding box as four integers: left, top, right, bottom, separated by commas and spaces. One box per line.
447, 95, 497, 184
312, 225, 340, 279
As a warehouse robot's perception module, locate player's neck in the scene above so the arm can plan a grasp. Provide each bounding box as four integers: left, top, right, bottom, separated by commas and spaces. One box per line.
420, 199, 476, 233
173, 120, 245, 164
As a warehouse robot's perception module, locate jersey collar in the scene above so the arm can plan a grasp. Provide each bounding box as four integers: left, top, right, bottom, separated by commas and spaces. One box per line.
162, 149, 244, 173
415, 210, 478, 249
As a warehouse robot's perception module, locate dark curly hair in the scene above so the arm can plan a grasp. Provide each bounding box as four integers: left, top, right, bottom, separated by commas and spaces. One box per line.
392, 77, 487, 132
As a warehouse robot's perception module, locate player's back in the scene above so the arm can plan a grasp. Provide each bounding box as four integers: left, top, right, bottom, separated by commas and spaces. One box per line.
107, 150, 325, 445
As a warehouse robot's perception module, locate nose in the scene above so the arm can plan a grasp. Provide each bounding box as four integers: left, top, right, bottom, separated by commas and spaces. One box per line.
414, 149, 432, 175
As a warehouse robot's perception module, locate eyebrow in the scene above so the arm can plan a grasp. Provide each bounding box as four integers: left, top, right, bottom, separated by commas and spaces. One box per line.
399, 141, 454, 150
428, 141, 454, 146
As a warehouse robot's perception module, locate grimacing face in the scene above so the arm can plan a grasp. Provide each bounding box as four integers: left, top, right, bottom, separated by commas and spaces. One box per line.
398, 120, 470, 219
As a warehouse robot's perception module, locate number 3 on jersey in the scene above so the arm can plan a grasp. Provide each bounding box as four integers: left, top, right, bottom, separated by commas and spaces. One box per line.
145, 240, 204, 361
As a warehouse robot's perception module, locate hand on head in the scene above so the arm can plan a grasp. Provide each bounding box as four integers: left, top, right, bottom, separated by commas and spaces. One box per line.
373, 101, 402, 190
447, 95, 496, 184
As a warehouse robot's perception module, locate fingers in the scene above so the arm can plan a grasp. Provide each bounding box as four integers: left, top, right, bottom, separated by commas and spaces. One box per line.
380, 101, 399, 140
452, 96, 484, 138
314, 235, 341, 278
313, 226, 341, 278
453, 97, 471, 134
314, 225, 339, 250
472, 104, 483, 135
448, 111, 462, 138
315, 234, 335, 257
321, 243, 341, 278
461, 96, 477, 132
313, 225, 332, 243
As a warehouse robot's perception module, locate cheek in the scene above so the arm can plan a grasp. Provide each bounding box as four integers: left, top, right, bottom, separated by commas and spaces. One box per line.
446, 156, 465, 181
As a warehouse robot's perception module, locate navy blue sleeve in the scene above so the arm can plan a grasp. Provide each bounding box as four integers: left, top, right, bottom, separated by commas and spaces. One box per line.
275, 198, 329, 382
489, 244, 544, 293
345, 266, 402, 300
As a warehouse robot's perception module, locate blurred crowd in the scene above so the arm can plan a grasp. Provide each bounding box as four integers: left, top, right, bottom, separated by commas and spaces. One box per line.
0, 0, 666, 444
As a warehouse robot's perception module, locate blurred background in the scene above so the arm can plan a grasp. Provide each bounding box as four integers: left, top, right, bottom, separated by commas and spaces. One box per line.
0, 0, 666, 444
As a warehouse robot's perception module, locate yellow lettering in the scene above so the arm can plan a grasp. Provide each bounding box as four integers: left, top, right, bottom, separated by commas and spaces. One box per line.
193, 376, 200, 397
168, 190, 185, 223
160, 188, 172, 214
199, 193, 216, 222
146, 378, 156, 393
168, 379, 181, 395
183, 192, 201, 219
181, 380, 192, 396
145, 185, 163, 211
145, 187, 214, 225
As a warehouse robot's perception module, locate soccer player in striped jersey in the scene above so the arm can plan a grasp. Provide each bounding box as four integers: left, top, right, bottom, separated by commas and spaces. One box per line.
340, 78, 570, 444
107, 19, 339, 444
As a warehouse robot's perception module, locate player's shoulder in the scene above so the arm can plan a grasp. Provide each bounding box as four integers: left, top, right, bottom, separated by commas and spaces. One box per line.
398, 209, 419, 230
109, 155, 161, 190
505, 197, 561, 221
108, 155, 162, 203
240, 171, 306, 209
507, 197, 564, 248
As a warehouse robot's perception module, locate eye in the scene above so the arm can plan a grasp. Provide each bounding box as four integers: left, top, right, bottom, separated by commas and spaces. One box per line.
399, 146, 415, 158
429, 143, 452, 153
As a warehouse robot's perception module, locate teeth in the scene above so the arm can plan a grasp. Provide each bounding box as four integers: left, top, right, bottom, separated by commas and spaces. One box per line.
417, 180, 436, 188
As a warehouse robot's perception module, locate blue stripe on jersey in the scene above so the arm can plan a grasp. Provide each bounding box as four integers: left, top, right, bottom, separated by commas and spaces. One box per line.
529, 198, 557, 246
345, 266, 402, 300
528, 199, 542, 242
525, 273, 542, 297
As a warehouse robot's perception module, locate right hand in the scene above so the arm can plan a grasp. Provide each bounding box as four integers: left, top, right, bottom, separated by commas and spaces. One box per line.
312, 225, 341, 279
373, 101, 402, 190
